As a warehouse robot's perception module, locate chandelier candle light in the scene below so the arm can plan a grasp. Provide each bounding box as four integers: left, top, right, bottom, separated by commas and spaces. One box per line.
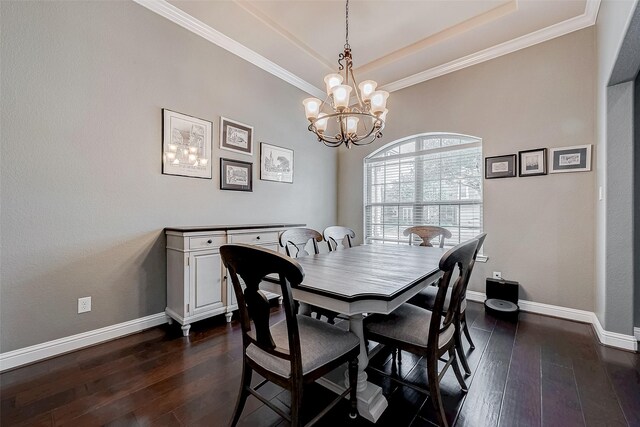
303, 0, 389, 148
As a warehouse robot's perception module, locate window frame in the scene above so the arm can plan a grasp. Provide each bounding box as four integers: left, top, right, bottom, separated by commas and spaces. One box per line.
363, 132, 485, 258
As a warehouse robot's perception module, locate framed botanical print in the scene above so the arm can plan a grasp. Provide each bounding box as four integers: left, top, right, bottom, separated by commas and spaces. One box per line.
220, 158, 253, 192
260, 142, 294, 183
549, 145, 592, 173
220, 117, 253, 156
162, 109, 212, 179
518, 148, 547, 177
485, 154, 517, 179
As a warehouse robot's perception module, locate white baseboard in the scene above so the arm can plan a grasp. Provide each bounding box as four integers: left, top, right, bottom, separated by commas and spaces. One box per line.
592, 315, 638, 351
466, 291, 638, 352
0, 313, 167, 372
2, 294, 636, 372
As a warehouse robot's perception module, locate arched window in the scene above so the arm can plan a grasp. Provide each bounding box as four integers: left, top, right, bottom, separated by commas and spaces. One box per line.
364, 133, 483, 246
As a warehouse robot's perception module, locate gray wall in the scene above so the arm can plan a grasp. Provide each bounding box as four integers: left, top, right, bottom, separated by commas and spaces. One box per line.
0, 1, 337, 352
338, 28, 596, 311
595, 0, 639, 334
635, 73, 639, 329
605, 81, 635, 334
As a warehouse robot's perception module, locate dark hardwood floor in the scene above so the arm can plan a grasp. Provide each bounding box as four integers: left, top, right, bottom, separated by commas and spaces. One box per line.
2, 302, 639, 427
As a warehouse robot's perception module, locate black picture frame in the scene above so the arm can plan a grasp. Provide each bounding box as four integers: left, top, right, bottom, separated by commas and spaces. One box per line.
220, 158, 253, 192
220, 117, 253, 156
485, 154, 517, 179
518, 148, 547, 177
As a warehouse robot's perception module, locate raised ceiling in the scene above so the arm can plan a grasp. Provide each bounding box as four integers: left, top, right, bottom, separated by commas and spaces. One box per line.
138, 0, 599, 97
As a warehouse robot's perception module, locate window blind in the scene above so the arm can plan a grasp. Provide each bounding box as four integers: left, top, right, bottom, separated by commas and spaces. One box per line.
364, 134, 483, 246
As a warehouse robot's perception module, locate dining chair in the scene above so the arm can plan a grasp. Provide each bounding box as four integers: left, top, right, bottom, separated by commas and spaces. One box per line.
221, 244, 360, 427
407, 233, 486, 376
403, 225, 452, 248
279, 228, 323, 258
279, 228, 336, 324
363, 238, 479, 427
323, 226, 356, 251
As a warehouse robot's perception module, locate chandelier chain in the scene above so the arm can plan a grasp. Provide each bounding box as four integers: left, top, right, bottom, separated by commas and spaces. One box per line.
344, 0, 350, 50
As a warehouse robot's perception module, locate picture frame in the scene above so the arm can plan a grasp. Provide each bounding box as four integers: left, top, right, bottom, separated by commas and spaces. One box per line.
162, 109, 212, 179
485, 154, 517, 179
220, 117, 253, 156
518, 148, 547, 177
549, 145, 592, 173
260, 142, 294, 184
220, 158, 253, 192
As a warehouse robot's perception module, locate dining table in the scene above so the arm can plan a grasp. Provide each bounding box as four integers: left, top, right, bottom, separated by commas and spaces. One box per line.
260, 243, 446, 423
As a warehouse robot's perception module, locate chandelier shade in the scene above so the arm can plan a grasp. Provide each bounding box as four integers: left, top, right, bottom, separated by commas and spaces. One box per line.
303, 0, 388, 149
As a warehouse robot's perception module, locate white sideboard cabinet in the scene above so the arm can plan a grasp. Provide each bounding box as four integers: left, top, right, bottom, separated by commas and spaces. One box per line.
165, 224, 303, 336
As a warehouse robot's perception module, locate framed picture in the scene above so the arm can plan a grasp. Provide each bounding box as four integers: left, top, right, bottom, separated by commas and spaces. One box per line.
220, 117, 253, 156
549, 145, 592, 173
485, 154, 517, 179
220, 158, 253, 191
518, 148, 547, 177
162, 109, 212, 179
260, 142, 294, 184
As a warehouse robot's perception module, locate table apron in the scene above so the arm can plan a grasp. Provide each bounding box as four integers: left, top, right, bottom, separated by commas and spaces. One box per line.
259, 271, 442, 316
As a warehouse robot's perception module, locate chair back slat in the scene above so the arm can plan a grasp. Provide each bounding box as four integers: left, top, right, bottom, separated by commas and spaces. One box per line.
279, 228, 323, 258
469, 233, 487, 273
323, 226, 356, 251
428, 238, 479, 348
403, 226, 452, 248
220, 244, 304, 365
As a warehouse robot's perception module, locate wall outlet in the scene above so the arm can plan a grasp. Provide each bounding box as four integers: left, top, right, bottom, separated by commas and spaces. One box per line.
78, 297, 91, 313
492, 271, 502, 280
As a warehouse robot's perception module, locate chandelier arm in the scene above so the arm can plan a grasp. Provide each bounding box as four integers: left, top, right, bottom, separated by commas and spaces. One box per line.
349, 67, 365, 110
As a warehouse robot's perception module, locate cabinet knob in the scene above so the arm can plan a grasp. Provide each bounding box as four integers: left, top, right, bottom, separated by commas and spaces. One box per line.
207, 239, 212, 244
256, 236, 261, 240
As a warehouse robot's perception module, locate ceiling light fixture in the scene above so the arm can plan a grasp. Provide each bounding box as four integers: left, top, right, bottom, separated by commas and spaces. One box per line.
303, 0, 388, 149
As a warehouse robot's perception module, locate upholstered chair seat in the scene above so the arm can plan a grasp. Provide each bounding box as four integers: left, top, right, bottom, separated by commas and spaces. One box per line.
247, 315, 359, 378
364, 304, 455, 349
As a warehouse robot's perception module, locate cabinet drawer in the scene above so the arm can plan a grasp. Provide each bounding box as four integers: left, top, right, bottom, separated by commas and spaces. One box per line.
189, 235, 226, 250
228, 231, 279, 245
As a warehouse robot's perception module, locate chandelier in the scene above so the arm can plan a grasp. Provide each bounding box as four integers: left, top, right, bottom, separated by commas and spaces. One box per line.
303, 0, 389, 149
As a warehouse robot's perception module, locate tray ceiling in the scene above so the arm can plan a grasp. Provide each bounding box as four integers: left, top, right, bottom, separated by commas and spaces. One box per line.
139, 0, 599, 96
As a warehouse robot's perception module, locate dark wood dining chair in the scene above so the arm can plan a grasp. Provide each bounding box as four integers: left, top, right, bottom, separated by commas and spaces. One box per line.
363, 238, 479, 427
221, 244, 360, 427
403, 225, 452, 248
280, 228, 323, 258
279, 228, 336, 324
407, 233, 486, 376
323, 226, 356, 251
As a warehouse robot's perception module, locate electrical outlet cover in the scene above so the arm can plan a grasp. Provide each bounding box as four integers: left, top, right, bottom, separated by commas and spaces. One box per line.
78, 297, 91, 313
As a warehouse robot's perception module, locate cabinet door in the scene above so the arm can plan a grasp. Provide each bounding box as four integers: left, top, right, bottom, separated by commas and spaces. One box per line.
189, 251, 224, 315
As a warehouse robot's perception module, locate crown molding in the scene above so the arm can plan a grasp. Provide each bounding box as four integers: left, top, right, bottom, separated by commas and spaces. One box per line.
132, 0, 326, 99
382, 0, 601, 93
134, 0, 600, 98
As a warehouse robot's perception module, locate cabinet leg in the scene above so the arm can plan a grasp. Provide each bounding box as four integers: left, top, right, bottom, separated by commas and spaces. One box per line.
278, 296, 283, 305
166, 316, 173, 325
181, 324, 191, 336
225, 312, 233, 323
